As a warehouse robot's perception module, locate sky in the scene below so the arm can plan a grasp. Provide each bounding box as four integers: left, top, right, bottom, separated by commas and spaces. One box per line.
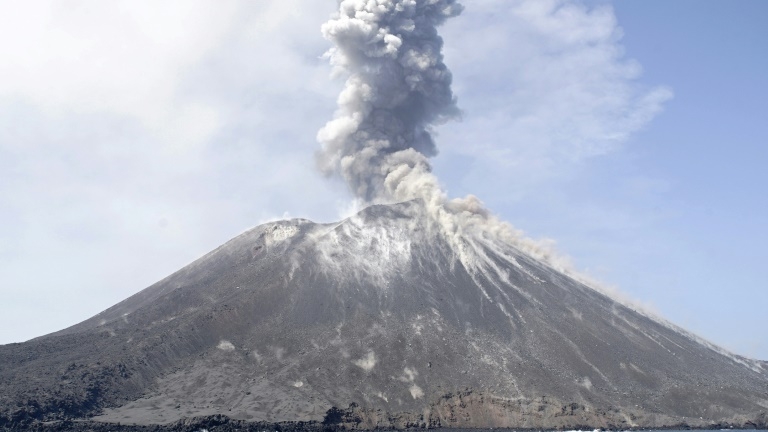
0, 1, 766, 359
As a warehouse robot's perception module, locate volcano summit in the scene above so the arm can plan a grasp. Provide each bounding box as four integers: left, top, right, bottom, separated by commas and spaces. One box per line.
1, 200, 767, 430
2, 0, 767, 430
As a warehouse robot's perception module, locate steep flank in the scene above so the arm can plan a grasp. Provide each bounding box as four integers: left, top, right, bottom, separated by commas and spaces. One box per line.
1, 200, 767, 429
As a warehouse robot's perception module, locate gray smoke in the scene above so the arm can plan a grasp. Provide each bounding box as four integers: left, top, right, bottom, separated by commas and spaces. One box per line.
317, 0, 643, 311
318, 0, 462, 203
316, 0, 568, 267
319, 2, 555, 274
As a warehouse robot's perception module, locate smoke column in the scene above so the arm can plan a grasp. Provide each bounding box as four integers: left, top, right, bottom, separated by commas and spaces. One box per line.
317, 0, 616, 298
318, 0, 462, 206
317, 0, 565, 265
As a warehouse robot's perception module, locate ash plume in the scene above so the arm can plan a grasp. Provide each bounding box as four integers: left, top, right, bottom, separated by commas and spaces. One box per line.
318, 2, 558, 262
317, 0, 462, 205
316, 0, 632, 306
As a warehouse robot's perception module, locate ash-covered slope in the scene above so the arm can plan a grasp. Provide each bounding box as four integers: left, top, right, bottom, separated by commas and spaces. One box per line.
1, 200, 767, 429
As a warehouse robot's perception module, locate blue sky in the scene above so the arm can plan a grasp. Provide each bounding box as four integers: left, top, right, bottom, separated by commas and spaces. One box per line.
0, 1, 766, 359
595, 0, 768, 358
437, 0, 768, 358
519, 0, 768, 359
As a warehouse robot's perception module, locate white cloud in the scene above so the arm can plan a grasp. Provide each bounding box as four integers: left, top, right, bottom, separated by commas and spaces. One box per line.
0, 1, 344, 344
0, 1, 235, 136
437, 0, 672, 197
0, 1, 672, 345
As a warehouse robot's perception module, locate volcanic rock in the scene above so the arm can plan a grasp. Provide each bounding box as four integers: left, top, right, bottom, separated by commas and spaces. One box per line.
1, 200, 767, 430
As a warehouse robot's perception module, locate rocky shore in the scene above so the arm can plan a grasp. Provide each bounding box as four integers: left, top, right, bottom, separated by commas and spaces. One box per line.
3, 402, 767, 432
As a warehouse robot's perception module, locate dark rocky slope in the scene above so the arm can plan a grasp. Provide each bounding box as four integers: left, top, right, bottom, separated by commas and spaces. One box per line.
1, 201, 767, 430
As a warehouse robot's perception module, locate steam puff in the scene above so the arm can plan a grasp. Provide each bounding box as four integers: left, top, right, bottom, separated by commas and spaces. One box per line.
318, 0, 462, 202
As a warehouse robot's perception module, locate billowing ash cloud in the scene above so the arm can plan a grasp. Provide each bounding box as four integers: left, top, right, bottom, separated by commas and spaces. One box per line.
318, 0, 462, 204
317, 0, 638, 307
317, 0, 564, 267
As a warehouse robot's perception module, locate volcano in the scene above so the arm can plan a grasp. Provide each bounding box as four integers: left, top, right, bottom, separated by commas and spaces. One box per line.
1, 200, 767, 430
